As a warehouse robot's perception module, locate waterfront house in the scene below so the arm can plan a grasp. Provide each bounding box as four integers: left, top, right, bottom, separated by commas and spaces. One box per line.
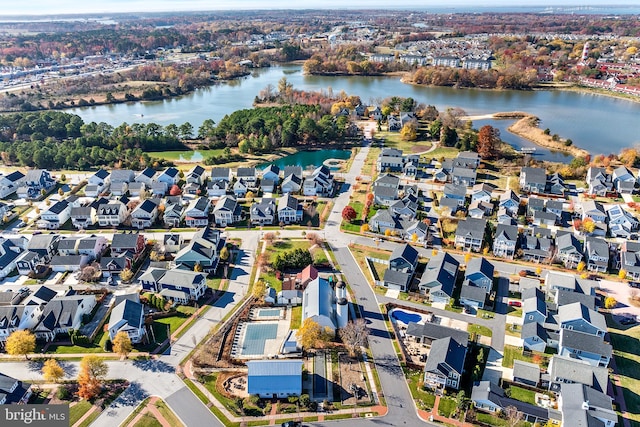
520, 167, 546, 193
135, 167, 156, 186
281, 173, 302, 194
607, 204, 639, 238
262, 165, 281, 183
237, 167, 258, 189
613, 166, 636, 194
110, 169, 135, 184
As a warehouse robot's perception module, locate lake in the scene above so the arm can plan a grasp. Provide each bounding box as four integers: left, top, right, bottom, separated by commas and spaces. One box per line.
70, 64, 640, 159
257, 149, 352, 170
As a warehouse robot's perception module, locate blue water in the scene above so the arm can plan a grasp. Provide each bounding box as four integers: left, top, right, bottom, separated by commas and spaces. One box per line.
391, 310, 422, 324
241, 323, 278, 356
257, 149, 352, 170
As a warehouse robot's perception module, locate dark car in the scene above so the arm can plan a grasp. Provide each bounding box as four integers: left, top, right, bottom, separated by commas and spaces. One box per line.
281, 422, 302, 427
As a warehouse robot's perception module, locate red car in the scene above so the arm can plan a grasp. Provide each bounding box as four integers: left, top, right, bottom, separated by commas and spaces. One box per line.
508, 300, 522, 307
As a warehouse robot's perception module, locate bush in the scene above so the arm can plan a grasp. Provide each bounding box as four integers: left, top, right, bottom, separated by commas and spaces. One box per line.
103, 339, 112, 352
57, 385, 71, 400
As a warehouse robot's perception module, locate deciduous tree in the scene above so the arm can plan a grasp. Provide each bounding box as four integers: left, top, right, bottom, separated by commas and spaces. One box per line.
6, 330, 35, 359
605, 296, 617, 310
342, 206, 357, 222
77, 356, 108, 401
339, 319, 369, 357
42, 359, 64, 383
120, 268, 133, 282
476, 125, 500, 159
113, 331, 133, 358
298, 318, 322, 349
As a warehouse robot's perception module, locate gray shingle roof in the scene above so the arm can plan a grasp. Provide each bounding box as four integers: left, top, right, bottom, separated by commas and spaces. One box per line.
513, 360, 540, 384
424, 336, 466, 377
405, 322, 468, 345
558, 302, 606, 332
560, 329, 612, 358
549, 355, 609, 392
455, 218, 487, 240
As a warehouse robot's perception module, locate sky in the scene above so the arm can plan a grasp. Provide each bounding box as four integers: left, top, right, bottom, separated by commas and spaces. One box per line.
1, 0, 640, 16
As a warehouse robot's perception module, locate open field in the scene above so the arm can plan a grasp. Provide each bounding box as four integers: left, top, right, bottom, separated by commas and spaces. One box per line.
608, 316, 640, 426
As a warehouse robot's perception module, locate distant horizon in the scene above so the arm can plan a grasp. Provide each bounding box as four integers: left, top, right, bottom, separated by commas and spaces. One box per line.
1, 1, 640, 17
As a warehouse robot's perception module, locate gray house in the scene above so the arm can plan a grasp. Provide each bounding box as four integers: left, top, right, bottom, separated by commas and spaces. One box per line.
418, 253, 459, 304
454, 218, 486, 252
493, 224, 518, 259
423, 336, 467, 392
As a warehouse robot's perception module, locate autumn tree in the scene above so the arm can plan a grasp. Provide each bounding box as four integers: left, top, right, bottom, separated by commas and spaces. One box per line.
576, 261, 586, 272
339, 319, 369, 357
476, 125, 500, 160
112, 331, 133, 358
42, 359, 65, 383
298, 318, 324, 349
400, 122, 417, 141
169, 185, 182, 196
605, 296, 617, 310
77, 356, 108, 401
194, 262, 204, 272
619, 269, 627, 280
342, 206, 357, 222
6, 330, 35, 359
253, 279, 267, 301
120, 268, 134, 282
220, 246, 230, 263
583, 218, 596, 234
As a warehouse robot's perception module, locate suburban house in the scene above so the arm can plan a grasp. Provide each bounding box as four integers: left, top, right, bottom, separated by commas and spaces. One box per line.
498, 190, 520, 215
545, 271, 597, 297
110, 169, 136, 185
471, 381, 550, 425
372, 174, 401, 206
37, 200, 71, 229
382, 244, 419, 292
246, 359, 302, 398
468, 200, 493, 219
405, 322, 469, 347
612, 166, 636, 194
207, 179, 229, 198
303, 165, 334, 197
70, 201, 100, 229
521, 321, 549, 352
520, 167, 547, 193
0, 170, 25, 198
32, 294, 96, 341
233, 179, 248, 197
555, 233, 583, 268
163, 200, 185, 227
620, 240, 640, 280
108, 297, 146, 343
97, 201, 128, 227
301, 277, 337, 335
17, 169, 56, 199
99, 254, 131, 277
184, 197, 211, 227
156, 167, 180, 186
211, 167, 231, 184
163, 234, 184, 254
88, 169, 111, 189
174, 227, 224, 272
130, 199, 159, 229
492, 224, 519, 259
558, 383, 616, 427
277, 194, 303, 225
522, 287, 547, 325
186, 165, 206, 185
558, 329, 612, 368
213, 195, 242, 227
558, 302, 606, 337
49, 254, 90, 273
581, 200, 607, 223
512, 360, 541, 388
262, 165, 281, 183
418, 253, 459, 304
585, 237, 610, 273
140, 267, 207, 304
0, 237, 27, 279
442, 183, 467, 207
451, 167, 477, 187
423, 336, 467, 392
250, 198, 276, 226
150, 181, 168, 196
281, 173, 302, 194
111, 232, 146, 260
547, 355, 609, 393
607, 204, 639, 238
135, 167, 156, 186
237, 167, 258, 189
471, 183, 494, 204
0, 372, 32, 404
455, 218, 487, 252
27, 234, 60, 263
464, 257, 494, 292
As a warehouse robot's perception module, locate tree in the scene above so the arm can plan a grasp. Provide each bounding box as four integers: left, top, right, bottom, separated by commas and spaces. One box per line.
576, 261, 586, 272
42, 359, 65, 383
5, 330, 35, 359
605, 296, 617, 310
194, 262, 204, 272
477, 125, 500, 159
582, 218, 596, 234
58, 187, 64, 196
77, 355, 108, 401
169, 184, 182, 196
400, 122, 417, 141
120, 268, 133, 282
360, 224, 369, 233
504, 406, 523, 427
342, 206, 357, 222
464, 253, 472, 265
339, 319, 369, 357
619, 269, 627, 279
253, 279, 267, 300
298, 318, 322, 349
113, 331, 133, 358
220, 246, 230, 263
179, 122, 194, 140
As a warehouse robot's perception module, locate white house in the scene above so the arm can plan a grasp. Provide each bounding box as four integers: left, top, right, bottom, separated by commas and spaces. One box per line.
37, 200, 71, 229
277, 194, 303, 225
108, 298, 146, 344
184, 197, 210, 227
130, 199, 159, 229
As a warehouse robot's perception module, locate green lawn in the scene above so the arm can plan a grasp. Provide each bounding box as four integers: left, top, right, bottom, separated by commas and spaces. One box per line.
405, 368, 436, 410
377, 130, 433, 153
150, 149, 226, 162
468, 324, 493, 338
290, 306, 302, 329
502, 345, 549, 369
69, 401, 94, 426
348, 244, 391, 285
424, 146, 460, 160
509, 386, 536, 405
78, 409, 102, 427
265, 239, 312, 263
133, 413, 163, 427
437, 397, 457, 418
608, 317, 640, 426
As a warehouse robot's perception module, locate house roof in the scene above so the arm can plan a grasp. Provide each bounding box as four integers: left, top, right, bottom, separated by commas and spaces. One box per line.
111, 233, 142, 249
549, 355, 609, 392
302, 277, 336, 329
465, 257, 494, 280
556, 233, 583, 253
262, 164, 280, 176
558, 302, 606, 332
136, 199, 158, 214
460, 284, 487, 303
251, 198, 276, 218
560, 329, 612, 358
278, 194, 300, 211
160, 167, 179, 178
390, 243, 418, 266
297, 265, 318, 283
521, 167, 546, 185
424, 336, 466, 377
214, 195, 238, 212
27, 234, 59, 251
455, 218, 486, 240
247, 359, 302, 377
46, 200, 69, 215
560, 383, 616, 427
49, 255, 86, 266
159, 269, 205, 289
528, 197, 545, 209
93, 169, 110, 179
108, 299, 143, 332
99, 256, 128, 270
57, 237, 80, 251
513, 360, 540, 384
34, 295, 94, 333
420, 253, 458, 293
495, 224, 518, 242
237, 167, 256, 178
211, 167, 230, 179
5, 170, 25, 182
405, 321, 468, 345
586, 237, 609, 259
98, 203, 124, 216
556, 290, 596, 310
283, 166, 302, 178
375, 173, 401, 187
521, 321, 548, 341
383, 269, 412, 288
110, 169, 135, 182
189, 165, 205, 177
443, 183, 467, 197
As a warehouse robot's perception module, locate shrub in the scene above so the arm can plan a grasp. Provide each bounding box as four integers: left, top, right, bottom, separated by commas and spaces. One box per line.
57, 385, 71, 400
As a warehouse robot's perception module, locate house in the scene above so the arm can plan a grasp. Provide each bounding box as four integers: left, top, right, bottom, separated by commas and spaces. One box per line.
454, 218, 486, 252
186, 165, 206, 185
0, 372, 32, 405
521, 321, 548, 352
233, 179, 248, 197
512, 360, 541, 388
464, 257, 494, 292
442, 183, 467, 207
281, 173, 302, 194
250, 198, 276, 226
163, 233, 184, 253
520, 167, 547, 193
303, 165, 333, 196
496, 207, 515, 225
377, 148, 405, 171
432, 168, 449, 183
108, 297, 145, 343
70, 202, 99, 229
277, 194, 303, 225
423, 336, 467, 392
459, 284, 488, 310
207, 179, 229, 198
390, 194, 418, 220
163, 200, 185, 227
37, 200, 71, 229
33, 294, 96, 341
246, 360, 302, 398
140, 267, 208, 304
110, 169, 135, 184
521, 230, 554, 263
533, 210, 557, 227
527, 197, 545, 217
405, 322, 469, 347
419, 253, 459, 304
585, 237, 609, 273
369, 106, 383, 120
15, 251, 41, 276
297, 265, 318, 288
467, 201, 491, 219
545, 271, 597, 297
558, 383, 616, 427
301, 277, 336, 335
547, 172, 567, 195
99, 253, 131, 277
607, 204, 639, 238
237, 167, 257, 189
522, 287, 547, 325
558, 302, 606, 337
110, 181, 128, 196
405, 220, 429, 245
620, 240, 640, 280
88, 169, 111, 189
130, 199, 158, 229
211, 168, 231, 183
555, 232, 583, 268
471, 183, 494, 204
455, 151, 481, 169
581, 200, 607, 223
260, 178, 275, 194
451, 167, 477, 187
546, 200, 564, 218
184, 197, 210, 227
262, 165, 281, 183
493, 224, 518, 259
613, 166, 636, 194
0, 237, 27, 279
383, 244, 419, 292
373, 174, 401, 206
135, 167, 156, 186
547, 355, 609, 393
111, 232, 146, 260
17, 169, 56, 199
559, 329, 612, 368
368, 209, 400, 235
0, 170, 25, 198
27, 234, 60, 263
498, 190, 520, 215
213, 195, 242, 227
128, 182, 146, 197
50, 255, 89, 272
71, 236, 107, 260
156, 167, 180, 186
174, 227, 224, 272
97, 201, 128, 227
471, 381, 550, 425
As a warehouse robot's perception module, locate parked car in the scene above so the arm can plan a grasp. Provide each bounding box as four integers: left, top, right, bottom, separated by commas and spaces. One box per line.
508, 300, 522, 307
281, 422, 302, 427
15, 221, 25, 228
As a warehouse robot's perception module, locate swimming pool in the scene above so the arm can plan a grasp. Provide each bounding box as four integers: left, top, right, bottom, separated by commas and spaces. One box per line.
391, 310, 422, 325
257, 308, 282, 318
240, 323, 279, 356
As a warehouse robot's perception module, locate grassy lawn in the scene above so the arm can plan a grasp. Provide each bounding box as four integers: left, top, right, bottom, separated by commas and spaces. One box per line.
377, 130, 433, 153
150, 148, 226, 162
362, 147, 381, 177
133, 413, 162, 427
202, 374, 244, 417
405, 368, 436, 410
608, 317, 640, 426
44, 330, 109, 354
77, 409, 101, 427
290, 306, 302, 329
69, 401, 94, 426
265, 239, 312, 263
509, 386, 536, 405
502, 345, 549, 369
153, 399, 184, 427
468, 324, 493, 338
348, 244, 391, 285
424, 146, 460, 160
437, 397, 457, 418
